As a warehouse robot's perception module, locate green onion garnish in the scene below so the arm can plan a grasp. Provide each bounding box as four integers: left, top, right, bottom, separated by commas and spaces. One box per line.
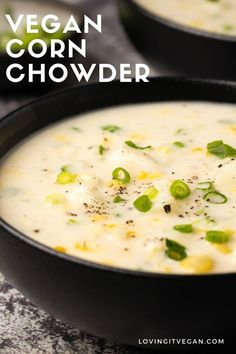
173, 141, 185, 148
112, 167, 131, 184
133, 195, 152, 212
71, 127, 81, 132
205, 230, 231, 244
207, 140, 236, 159
144, 186, 159, 200
113, 196, 125, 203
165, 239, 187, 261
99, 145, 105, 155
175, 128, 184, 135
170, 180, 191, 199
173, 224, 193, 233
102, 125, 120, 133
67, 219, 77, 224
224, 24, 234, 32
203, 191, 227, 204
197, 181, 213, 191
125, 140, 152, 150
57, 167, 77, 185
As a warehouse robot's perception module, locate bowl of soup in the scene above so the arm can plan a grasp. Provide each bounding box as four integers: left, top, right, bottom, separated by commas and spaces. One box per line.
118, 0, 236, 80
0, 78, 236, 348
0, 0, 82, 92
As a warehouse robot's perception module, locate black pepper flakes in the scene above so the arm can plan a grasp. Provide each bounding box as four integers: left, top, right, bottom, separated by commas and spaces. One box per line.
163, 204, 171, 214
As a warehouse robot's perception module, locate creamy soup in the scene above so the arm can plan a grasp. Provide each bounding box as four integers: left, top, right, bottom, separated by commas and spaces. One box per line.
1, 102, 236, 274
135, 0, 236, 36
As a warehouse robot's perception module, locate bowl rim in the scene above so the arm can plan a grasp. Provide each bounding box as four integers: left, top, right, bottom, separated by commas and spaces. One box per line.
126, 0, 236, 43
1, 77, 236, 280
0, 0, 83, 59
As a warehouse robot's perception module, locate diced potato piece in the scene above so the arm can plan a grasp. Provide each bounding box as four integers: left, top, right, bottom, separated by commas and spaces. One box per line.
181, 255, 214, 274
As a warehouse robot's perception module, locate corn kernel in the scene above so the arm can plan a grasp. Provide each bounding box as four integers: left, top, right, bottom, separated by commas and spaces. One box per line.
137, 170, 162, 180
126, 230, 136, 239
54, 134, 70, 143
54, 246, 66, 253
181, 255, 214, 274
192, 147, 204, 152
214, 244, 233, 254
45, 193, 65, 205
129, 132, 147, 141
103, 224, 117, 229
156, 146, 171, 154
75, 241, 91, 251
91, 214, 107, 222
229, 126, 236, 134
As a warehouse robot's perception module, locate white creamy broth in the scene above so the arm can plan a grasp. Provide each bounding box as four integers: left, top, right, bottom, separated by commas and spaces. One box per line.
136, 0, 236, 36
1, 102, 236, 274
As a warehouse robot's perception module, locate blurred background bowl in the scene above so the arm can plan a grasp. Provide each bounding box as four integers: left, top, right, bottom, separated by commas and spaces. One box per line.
118, 0, 236, 81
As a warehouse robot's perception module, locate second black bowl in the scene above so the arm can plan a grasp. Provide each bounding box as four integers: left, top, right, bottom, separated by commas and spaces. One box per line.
118, 0, 236, 81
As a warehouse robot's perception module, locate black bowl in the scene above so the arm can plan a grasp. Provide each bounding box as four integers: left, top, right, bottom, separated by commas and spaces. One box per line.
0, 78, 236, 350
118, 0, 236, 81
0, 0, 82, 93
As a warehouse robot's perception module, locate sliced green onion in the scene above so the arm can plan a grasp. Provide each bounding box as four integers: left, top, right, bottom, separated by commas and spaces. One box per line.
125, 140, 152, 150
205, 230, 231, 244
113, 196, 125, 203
203, 191, 227, 204
173, 141, 185, 148
165, 239, 187, 261
57, 170, 77, 185
133, 195, 152, 212
170, 180, 190, 199
71, 127, 81, 132
173, 224, 193, 233
112, 167, 131, 184
144, 186, 159, 199
99, 145, 105, 155
197, 181, 213, 191
61, 165, 69, 172
207, 140, 236, 159
102, 125, 120, 133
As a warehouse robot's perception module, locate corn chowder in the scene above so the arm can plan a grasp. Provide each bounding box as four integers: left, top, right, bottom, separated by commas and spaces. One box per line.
135, 0, 236, 36
0, 102, 236, 274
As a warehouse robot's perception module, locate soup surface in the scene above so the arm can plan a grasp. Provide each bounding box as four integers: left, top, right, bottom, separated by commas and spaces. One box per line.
135, 0, 236, 36
1, 102, 236, 274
